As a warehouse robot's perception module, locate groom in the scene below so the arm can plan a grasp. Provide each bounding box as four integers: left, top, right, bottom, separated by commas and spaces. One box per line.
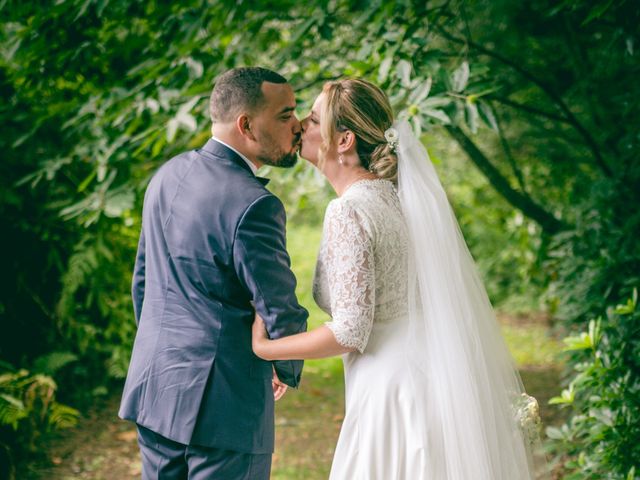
119, 67, 309, 479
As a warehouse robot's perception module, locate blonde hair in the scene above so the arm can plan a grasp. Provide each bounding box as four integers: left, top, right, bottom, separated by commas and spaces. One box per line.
319, 79, 397, 183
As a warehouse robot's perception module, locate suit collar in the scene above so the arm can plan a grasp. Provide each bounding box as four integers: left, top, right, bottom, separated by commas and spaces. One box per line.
210, 137, 257, 174
199, 138, 270, 186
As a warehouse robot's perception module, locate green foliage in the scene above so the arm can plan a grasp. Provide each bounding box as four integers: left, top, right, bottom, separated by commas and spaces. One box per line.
0, 363, 80, 473
31, 352, 78, 378
545, 182, 640, 325
547, 291, 640, 479
54, 228, 139, 387
544, 155, 640, 478
428, 134, 547, 310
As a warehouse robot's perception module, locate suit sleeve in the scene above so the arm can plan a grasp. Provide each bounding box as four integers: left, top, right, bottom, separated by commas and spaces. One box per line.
131, 225, 145, 326
233, 194, 308, 387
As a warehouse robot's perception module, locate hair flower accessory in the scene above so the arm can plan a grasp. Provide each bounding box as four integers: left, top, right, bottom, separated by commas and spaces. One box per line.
384, 127, 399, 151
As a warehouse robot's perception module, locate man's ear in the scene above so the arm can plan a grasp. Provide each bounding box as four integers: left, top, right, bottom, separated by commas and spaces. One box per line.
236, 114, 256, 141
337, 130, 356, 154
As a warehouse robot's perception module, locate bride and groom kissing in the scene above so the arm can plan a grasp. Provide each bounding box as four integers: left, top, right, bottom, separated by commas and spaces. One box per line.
119, 67, 544, 479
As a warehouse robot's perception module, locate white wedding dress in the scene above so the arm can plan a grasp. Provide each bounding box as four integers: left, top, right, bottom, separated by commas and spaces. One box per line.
313, 179, 429, 479
312, 174, 541, 479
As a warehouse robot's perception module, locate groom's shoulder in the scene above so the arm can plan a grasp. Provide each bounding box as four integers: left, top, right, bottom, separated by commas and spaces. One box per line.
158, 145, 266, 188
149, 144, 281, 214
149, 147, 204, 187
195, 149, 282, 218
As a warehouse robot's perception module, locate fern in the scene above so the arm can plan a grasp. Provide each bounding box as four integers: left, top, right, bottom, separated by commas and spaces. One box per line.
32, 351, 78, 376
57, 235, 100, 323
106, 345, 131, 379
48, 402, 80, 429
0, 366, 79, 452
0, 394, 27, 430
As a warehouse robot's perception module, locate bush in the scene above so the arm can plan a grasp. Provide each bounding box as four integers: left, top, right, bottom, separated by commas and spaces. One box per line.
0, 358, 80, 478
547, 291, 640, 479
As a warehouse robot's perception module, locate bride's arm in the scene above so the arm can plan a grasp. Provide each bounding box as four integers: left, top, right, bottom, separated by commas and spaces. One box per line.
254, 200, 374, 360
253, 313, 356, 360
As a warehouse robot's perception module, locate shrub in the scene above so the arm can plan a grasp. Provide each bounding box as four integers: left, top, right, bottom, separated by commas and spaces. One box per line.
0, 358, 80, 478
547, 291, 640, 479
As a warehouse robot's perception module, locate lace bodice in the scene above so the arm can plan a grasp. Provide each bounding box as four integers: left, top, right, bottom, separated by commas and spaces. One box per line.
312, 179, 409, 353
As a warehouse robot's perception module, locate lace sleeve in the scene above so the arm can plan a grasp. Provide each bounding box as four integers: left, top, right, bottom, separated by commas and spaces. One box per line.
323, 201, 375, 353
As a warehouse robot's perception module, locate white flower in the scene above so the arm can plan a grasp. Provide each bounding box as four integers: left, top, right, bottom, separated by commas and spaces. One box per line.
384, 127, 399, 150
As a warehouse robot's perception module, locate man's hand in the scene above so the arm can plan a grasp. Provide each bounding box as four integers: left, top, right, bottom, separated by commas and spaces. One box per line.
272, 368, 288, 401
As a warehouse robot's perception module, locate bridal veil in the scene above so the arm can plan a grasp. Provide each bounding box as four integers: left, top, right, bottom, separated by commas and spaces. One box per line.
395, 120, 548, 479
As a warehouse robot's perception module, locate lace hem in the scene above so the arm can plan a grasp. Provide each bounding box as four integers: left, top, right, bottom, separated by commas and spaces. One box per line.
325, 320, 368, 354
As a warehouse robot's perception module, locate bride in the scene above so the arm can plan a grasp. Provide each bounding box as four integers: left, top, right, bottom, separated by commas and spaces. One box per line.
252, 78, 546, 479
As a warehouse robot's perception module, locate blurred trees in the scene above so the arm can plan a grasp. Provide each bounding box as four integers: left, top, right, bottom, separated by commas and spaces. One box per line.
1, 0, 638, 476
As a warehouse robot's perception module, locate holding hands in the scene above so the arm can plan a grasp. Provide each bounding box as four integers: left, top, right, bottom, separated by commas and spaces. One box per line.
252, 313, 287, 401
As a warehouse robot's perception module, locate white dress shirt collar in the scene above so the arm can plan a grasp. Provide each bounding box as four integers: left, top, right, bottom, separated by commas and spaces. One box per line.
210, 137, 258, 175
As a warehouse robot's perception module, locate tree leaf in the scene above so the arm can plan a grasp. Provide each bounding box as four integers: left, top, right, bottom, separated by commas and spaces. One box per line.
409, 76, 432, 104
465, 101, 479, 133
396, 59, 412, 87
378, 55, 394, 83
452, 60, 470, 92
166, 118, 179, 143
104, 190, 135, 218
177, 112, 197, 132
424, 109, 450, 124
478, 101, 498, 131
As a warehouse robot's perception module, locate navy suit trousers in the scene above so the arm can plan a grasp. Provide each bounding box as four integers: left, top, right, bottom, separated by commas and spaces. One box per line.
137, 425, 271, 480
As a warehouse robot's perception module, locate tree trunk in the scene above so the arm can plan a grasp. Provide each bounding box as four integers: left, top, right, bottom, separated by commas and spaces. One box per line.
444, 125, 568, 235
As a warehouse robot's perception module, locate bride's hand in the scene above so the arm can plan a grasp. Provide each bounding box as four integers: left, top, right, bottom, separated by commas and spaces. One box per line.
252, 312, 270, 359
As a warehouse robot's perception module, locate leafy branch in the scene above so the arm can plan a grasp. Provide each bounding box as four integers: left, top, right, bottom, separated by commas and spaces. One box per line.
444, 125, 568, 235
433, 21, 613, 178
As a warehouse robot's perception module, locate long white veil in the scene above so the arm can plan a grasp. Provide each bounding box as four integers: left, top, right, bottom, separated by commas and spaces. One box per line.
395, 120, 547, 479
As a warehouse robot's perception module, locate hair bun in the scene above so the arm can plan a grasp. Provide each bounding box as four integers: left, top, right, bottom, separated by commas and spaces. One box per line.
369, 143, 398, 184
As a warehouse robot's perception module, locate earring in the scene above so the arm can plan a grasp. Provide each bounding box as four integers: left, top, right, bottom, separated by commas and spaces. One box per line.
338, 154, 344, 165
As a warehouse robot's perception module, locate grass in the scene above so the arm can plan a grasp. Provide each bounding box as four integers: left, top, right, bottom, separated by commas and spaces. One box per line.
271, 223, 343, 478
285, 222, 329, 328
500, 315, 560, 367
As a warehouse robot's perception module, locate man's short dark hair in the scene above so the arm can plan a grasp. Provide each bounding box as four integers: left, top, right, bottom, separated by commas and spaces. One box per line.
209, 67, 288, 123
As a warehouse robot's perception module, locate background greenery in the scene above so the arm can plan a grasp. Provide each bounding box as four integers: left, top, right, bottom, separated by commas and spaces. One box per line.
1, 0, 638, 478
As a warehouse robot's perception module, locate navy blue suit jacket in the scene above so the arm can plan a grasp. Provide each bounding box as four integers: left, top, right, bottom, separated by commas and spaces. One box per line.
119, 139, 308, 454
